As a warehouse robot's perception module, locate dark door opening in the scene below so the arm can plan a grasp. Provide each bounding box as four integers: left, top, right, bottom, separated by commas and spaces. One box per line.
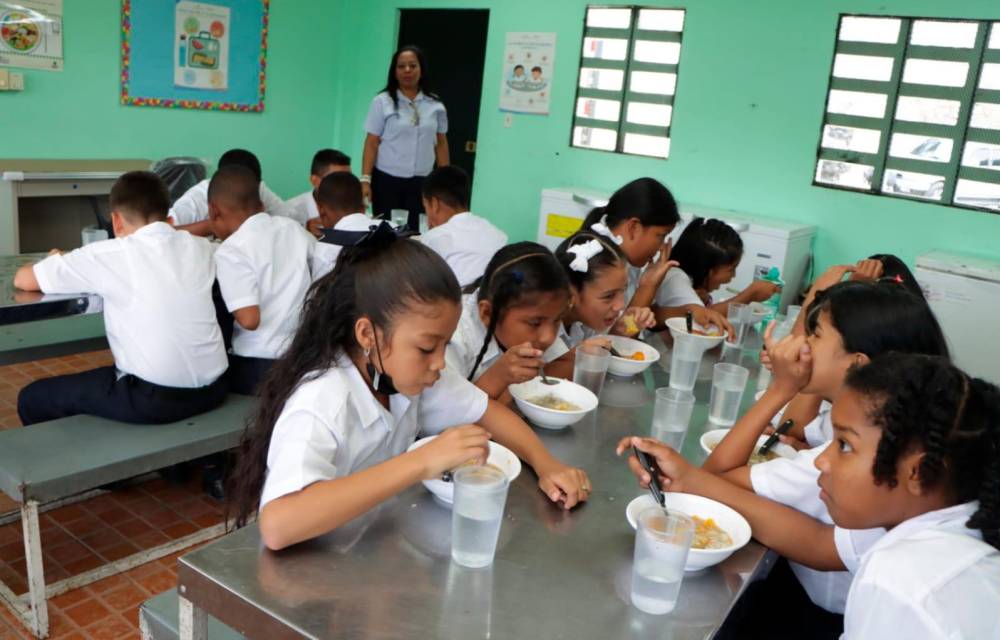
398, 9, 490, 193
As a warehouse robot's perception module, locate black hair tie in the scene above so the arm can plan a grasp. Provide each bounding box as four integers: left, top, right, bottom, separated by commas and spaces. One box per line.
319, 220, 416, 247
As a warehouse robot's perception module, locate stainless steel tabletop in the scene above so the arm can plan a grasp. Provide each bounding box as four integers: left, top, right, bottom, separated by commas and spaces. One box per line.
178, 346, 774, 640
0, 254, 102, 326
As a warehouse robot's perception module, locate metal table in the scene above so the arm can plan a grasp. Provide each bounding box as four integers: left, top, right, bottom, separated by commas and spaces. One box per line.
0, 254, 102, 327
177, 348, 774, 640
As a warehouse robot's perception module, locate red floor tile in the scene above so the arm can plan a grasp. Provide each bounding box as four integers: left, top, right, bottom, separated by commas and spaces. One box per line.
63, 597, 112, 628
83, 614, 133, 640
99, 582, 149, 613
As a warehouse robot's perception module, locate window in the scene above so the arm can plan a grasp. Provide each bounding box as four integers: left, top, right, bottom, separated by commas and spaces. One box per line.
815, 16, 1000, 213
571, 6, 686, 159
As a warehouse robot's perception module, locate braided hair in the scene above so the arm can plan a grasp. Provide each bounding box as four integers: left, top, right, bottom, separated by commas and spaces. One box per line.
227, 233, 460, 528
845, 353, 1000, 549
464, 242, 569, 381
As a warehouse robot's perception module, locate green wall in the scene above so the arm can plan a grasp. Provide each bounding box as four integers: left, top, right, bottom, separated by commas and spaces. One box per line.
0, 0, 340, 198
330, 0, 1000, 273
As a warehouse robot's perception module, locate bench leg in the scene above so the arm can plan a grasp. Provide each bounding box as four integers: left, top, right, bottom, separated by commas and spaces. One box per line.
21, 500, 49, 638
178, 594, 207, 640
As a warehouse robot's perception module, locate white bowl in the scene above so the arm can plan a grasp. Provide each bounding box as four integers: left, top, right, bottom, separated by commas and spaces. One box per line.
508, 377, 598, 430
699, 429, 798, 463
407, 436, 522, 506
665, 317, 727, 350
748, 302, 770, 321
606, 336, 660, 377
626, 493, 752, 571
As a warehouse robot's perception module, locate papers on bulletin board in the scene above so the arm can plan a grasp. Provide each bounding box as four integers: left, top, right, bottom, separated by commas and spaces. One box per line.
174, 1, 230, 90
0, 0, 63, 71
499, 32, 556, 115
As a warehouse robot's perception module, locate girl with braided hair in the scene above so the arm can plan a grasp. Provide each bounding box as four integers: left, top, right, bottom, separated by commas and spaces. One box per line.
228, 226, 591, 550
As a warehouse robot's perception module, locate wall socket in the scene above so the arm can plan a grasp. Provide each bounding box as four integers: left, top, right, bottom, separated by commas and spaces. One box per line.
0, 69, 25, 91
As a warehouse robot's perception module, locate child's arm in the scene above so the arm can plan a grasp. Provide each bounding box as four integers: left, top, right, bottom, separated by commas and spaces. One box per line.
232, 306, 261, 331
13, 264, 41, 292
628, 240, 677, 309
709, 280, 782, 315
619, 437, 844, 571
479, 399, 591, 509
652, 304, 735, 337
702, 385, 797, 474
781, 393, 825, 442
473, 343, 544, 400
259, 425, 490, 550
792, 264, 855, 336
176, 219, 214, 237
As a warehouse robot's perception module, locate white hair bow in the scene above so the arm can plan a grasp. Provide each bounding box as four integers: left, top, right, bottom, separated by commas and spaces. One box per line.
590, 219, 624, 245
567, 239, 605, 273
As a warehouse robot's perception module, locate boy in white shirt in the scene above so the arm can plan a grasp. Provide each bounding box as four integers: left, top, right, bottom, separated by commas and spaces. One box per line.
208, 166, 315, 394
284, 149, 352, 235
14, 171, 228, 425
170, 149, 292, 237
419, 165, 507, 288
311, 171, 379, 281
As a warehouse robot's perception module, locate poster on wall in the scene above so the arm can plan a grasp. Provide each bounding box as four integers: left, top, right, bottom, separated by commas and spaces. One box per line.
121, 0, 268, 112
174, 2, 230, 91
0, 0, 63, 71
499, 32, 556, 115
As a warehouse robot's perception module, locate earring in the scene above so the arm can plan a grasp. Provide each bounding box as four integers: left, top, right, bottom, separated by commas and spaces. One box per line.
364, 346, 371, 358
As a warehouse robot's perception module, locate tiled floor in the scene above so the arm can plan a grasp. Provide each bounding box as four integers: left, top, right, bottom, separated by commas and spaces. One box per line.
0, 350, 226, 639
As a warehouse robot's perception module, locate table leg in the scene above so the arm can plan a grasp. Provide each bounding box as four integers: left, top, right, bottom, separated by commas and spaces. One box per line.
21, 500, 48, 638
178, 594, 207, 640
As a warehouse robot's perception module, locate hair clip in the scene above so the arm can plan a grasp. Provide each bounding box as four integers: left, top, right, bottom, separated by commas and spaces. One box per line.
590, 219, 624, 245
566, 239, 604, 273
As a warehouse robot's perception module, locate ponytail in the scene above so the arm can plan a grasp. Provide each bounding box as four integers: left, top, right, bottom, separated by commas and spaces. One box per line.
581, 177, 680, 232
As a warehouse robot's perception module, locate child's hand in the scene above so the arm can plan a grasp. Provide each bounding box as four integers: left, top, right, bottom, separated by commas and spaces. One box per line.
414, 425, 491, 481
744, 279, 782, 303
615, 436, 700, 494
306, 218, 324, 238
850, 258, 884, 283
812, 264, 855, 293
638, 239, 679, 289
614, 307, 655, 336
691, 307, 735, 341
764, 327, 812, 394
762, 425, 810, 451
580, 335, 612, 351
535, 460, 591, 509
47, 248, 63, 256
495, 342, 545, 385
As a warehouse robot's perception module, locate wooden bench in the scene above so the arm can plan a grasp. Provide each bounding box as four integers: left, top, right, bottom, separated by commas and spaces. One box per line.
0, 394, 254, 638
140, 589, 242, 640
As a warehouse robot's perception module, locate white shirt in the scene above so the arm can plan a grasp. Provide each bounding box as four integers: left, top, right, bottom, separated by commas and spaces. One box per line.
311, 213, 379, 282
33, 222, 227, 388
260, 358, 488, 509
365, 91, 448, 178
843, 502, 1000, 639
655, 268, 703, 308
419, 212, 507, 288
215, 213, 315, 359
168, 179, 292, 226
558, 321, 597, 350
285, 190, 320, 226
446, 294, 570, 381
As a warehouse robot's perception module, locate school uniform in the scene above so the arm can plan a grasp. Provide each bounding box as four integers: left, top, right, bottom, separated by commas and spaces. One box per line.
17, 222, 228, 425
842, 502, 1000, 639
285, 190, 320, 227
445, 293, 570, 381
215, 213, 315, 395
311, 213, 378, 281
259, 357, 488, 509
419, 212, 508, 287
558, 321, 597, 350
655, 268, 704, 308
168, 179, 292, 226
365, 90, 448, 229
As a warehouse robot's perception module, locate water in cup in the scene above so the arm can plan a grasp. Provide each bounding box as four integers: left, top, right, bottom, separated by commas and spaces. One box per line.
651, 388, 695, 450
451, 466, 509, 569
709, 363, 749, 427
573, 343, 610, 397
631, 560, 684, 615
573, 363, 608, 396
668, 354, 700, 392
630, 508, 693, 615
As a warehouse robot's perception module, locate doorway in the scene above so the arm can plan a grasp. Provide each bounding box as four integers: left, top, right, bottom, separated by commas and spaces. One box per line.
397, 9, 490, 191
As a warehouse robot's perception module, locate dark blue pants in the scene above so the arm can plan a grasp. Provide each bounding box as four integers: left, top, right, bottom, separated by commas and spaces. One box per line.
17, 366, 228, 426
227, 354, 274, 396
371, 167, 425, 231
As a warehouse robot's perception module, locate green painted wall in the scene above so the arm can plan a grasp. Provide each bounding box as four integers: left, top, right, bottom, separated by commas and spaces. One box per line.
0, 0, 341, 199
329, 0, 1000, 273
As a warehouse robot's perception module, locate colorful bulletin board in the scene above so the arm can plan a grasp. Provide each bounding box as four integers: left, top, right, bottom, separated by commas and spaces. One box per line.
121, 0, 268, 112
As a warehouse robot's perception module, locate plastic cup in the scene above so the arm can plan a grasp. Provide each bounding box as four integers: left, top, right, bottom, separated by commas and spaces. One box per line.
785, 305, 803, 327
651, 388, 696, 450
81, 226, 108, 246
390, 208, 410, 228
573, 342, 610, 397
668, 332, 704, 392
709, 363, 750, 427
451, 465, 509, 568
630, 507, 694, 615
727, 302, 751, 349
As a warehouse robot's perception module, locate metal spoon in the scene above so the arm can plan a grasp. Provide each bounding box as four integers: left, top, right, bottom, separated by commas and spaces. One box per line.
539, 365, 558, 385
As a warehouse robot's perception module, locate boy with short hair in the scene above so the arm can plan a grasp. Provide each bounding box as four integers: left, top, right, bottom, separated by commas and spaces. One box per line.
170, 148, 292, 237
310, 171, 378, 280
419, 165, 507, 287
285, 149, 352, 233
14, 171, 228, 425
208, 166, 315, 394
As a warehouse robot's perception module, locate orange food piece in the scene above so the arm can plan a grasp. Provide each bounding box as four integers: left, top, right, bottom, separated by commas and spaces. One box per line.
630, 352, 646, 361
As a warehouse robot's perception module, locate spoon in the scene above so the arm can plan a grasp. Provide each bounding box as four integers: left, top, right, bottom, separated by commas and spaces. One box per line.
539, 365, 558, 385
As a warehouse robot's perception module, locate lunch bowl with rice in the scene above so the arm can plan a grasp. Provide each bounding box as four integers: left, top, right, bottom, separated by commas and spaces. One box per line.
407, 436, 522, 506
508, 377, 598, 430
626, 493, 752, 571
699, 429, 797, 465
664, 317, 727, 350
606, 336, 660, 377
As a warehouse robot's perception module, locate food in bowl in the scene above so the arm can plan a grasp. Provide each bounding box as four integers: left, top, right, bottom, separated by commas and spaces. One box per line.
453, 459, 503, 474
691, 516, 734, 550
527, 394, 581, 412
625, 351, 646, 361
707, 441, 781, 466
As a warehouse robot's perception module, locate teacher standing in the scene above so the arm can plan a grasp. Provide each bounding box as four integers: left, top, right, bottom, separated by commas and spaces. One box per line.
362, 45, 450, 231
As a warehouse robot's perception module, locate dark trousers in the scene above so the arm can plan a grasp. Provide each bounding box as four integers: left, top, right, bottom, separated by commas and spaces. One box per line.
17, 366, 228, 426
370, 167, 425, 230
227, 354, 274, 396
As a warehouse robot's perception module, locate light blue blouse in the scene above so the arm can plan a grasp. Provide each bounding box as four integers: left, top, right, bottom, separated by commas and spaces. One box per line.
365, 91, 448, 179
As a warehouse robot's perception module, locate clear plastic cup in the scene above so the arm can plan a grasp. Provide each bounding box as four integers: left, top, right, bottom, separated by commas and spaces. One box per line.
709, 363, 750, 427
81, 226, 108, 246
727, 302, 751, 349
785, 305, 803, 327
668, 332, 704, 392
573, 342, 610, 397
630, 507, 694, 615
651, 387, 696, 450
451, 465, 510, 568
390, 208, 410, 228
